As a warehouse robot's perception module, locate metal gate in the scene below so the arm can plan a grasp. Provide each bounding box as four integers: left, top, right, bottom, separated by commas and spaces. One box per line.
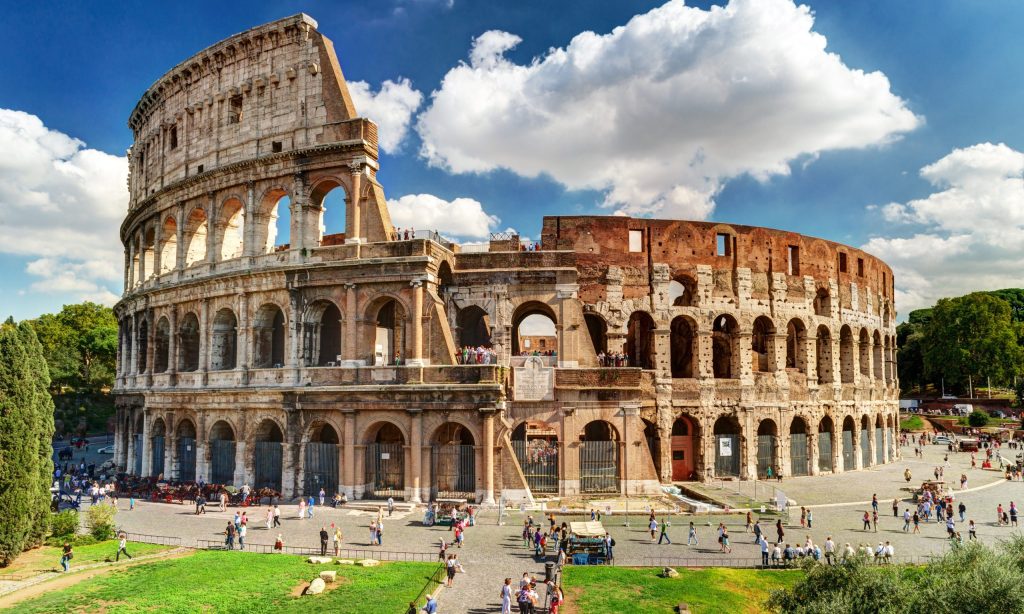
253, 441, 282, 492
151, 436, 165, 477
178, 437, 196, 482
860, 429, 871, 467
818, 431, 833, 472
304, 442, 339, 497
580, 441, 619, 493
364, 443, 404, 499
875, 429, 885, 464
210, 439, 236, 485
842, 430, 854, 471
790, 433, 809, 476
512, 439, 559, 494
431, 444, 476, 501
757, 435, 776, 479
715, 434, 740, 477
133, 434, 143, 475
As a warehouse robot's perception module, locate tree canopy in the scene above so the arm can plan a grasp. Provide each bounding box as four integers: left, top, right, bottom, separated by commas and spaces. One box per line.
28, 302, 117, 391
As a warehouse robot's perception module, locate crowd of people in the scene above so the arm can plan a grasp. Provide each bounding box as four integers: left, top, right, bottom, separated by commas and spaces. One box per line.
457, 346, 498, 365
595, 352, 635, 368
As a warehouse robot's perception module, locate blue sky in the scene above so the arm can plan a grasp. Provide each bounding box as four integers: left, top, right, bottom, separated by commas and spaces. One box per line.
0, 0, 1022, 320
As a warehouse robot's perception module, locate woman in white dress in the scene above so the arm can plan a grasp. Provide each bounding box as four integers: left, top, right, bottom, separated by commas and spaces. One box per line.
499, 577, 513, 614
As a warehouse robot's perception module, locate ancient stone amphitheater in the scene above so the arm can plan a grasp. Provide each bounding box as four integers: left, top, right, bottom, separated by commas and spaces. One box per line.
113, 14, 900, 503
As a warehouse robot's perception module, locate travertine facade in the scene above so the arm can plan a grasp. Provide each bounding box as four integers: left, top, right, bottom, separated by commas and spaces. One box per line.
114, 14, 899, 503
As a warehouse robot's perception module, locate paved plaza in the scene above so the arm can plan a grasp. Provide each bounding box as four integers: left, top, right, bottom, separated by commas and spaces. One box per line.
69, 440, 1024, 612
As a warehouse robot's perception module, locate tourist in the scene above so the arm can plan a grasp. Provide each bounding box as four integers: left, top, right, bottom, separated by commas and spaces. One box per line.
862, 511, 871, 531
649, 516, 658, 542
746, 511, 753, 532
776, 518, 785, 544
388, 496, 395, 517
333, 526, 343, 556
871, 494, 878, 514
500, 577, 513, 614
604, 533, 614, 563
770, 543, 781, 566
842, 543, 855, 561
892, 498, 899, 517
238, 523, 246, 550
116, 532, 133, 561
721, 528, 732, 553
824, 536, 836, 565
421, 595, 438, 614
998, 503, 1005, 525
225, 521, 236, 549
968, 520, 977, 539
752, 519, 762, 543
299, 497, 307, 519
548, 583, 564, 614
658, 518, 671, 545
378, 518, 385, 545
265, 507, 273, 530
759, 535, 769, 567
370, 520, 378, 546
903, 508, 911, 532
516, 580, 537, 614
445, 554, 457, 588
688, 521, 699, 546
319, 526, 329, 557
807, 509, 813, 529
799, 507, 806, 528
129, 494, 135, 511
308, 495, 315, 519
912, 510, 921, 533
274, 533, 284, 552
438, 537, 447, 562
872, 509, 879, 532
273, 504, 282, 527
1012, 501, 1019, 527
60, 542, 73, 572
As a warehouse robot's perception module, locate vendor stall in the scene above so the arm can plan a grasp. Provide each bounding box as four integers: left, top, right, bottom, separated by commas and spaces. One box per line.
567, 521, 607, 565
424, 498, 468, 527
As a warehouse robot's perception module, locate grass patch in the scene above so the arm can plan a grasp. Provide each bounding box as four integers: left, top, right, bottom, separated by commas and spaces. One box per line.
562, 566, 801, 614
900, 415, 925, 431
0, 540, 170, 576
12, 550, 438, 613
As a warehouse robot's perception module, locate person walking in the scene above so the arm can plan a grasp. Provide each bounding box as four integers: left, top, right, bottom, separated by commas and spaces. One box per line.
298, 497, 307, 520
319, 526, 329, 557
266, 507, 273, 530
746, 511, 753, 532
319, 488, 326, 507
225, 521, 236, 549
807, 509, 813, 529
500, 578, 513, 614
308, 495, 315, 519
892, 498, 899, 517
445, 554, 457, 588
378, 518, 385, 546
649, 517, 658, 542
759, 535, 769, 567
872, 510, 879, 532
658, 519, 671, 544
862, 511, 871, 531
776, 519, 785, 544
238, 523, 247, 550
902, 509, 911, 532
800, 507, 806, 528
333, 526, 343, 556
912, 511, 921, 534
116, 532, 133, 561
721, 528, 732, 553
388, 496, 395, 517
752, 519, 762, 543
824, 536, 836, 565
688, 521, 699, 546
273, 504, 282, 527
968, 520, 977, 539
60, 542, 73, 572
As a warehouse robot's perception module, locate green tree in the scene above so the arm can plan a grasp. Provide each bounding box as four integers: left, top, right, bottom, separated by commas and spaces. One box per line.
967, 410, 989, 428
923, 293, 1024, 393
29, 302, 117, 391
17, 323, 55, 545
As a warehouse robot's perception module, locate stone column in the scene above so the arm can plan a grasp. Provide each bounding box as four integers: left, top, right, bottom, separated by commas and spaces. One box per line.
343, 283, 358, 363
697, 331, 714, 379
175, 205, 186, 271
736, 332, 752, 380
281, 442, 296, 498
832, 421, 842, 473
867, 422, 876, 467
481, 407, 496, 505
804, 332, 818, 385
137, 230, 147, 283
233, 440, 248, 486
854, 422, 864, 470
123, 245, 131, 293
342, 410, 355, 498
287, 291, 300, 377
153, 216, 163, 278
243, 180, 256, 258
145, 310, 155, 386
808, 430, 819, 476
129, 313, 139, 376
347, 163, 362, 243
408, 409, 423, 503
236, 292, 249, 371
205, 191, 217, 264
407, 280, 425, 366
141, 412, 152, 477
198, 299, 209, 384
167, 307, 178, 380
126, 418, 137, 474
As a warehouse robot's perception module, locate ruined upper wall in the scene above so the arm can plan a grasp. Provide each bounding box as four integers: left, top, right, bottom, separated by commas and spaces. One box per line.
126, 14, 369, 207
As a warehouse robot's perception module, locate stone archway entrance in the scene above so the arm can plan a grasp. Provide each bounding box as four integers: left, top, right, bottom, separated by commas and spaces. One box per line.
431, 423, 477, 501
579, 421, 620, 493
671, 415, 697, 481
305, 423, 340, 497
253, 419, 284, 492
364, 423, 405, 499
511, 422, 559, 495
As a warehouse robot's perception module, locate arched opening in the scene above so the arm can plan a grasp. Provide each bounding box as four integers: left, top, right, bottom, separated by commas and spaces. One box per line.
458, 306, 492, 350
579, 420, 620, 493
371, 298, 406, 365
136, 318, 148, 373
303, 300, 342, 366
756, 419, 779, 479
712, 314, 738, 378
512, 302, 557, 356
875, 414, 885, 465
816, 325, 833, 384
121, 319, 132, 375
132, 414, 144, 475
142, 227, 156, 281
253, 304, 286, 368
882, 303, 891, 329
217, 197, 245, 261
643, 419, 661, 478
860, 415, 871, 468
511, 421, 559, 495
208, 420, 236, 485
818, 416, 834, 472
176, 419, 197, 482
872, 331, 883, 380
671, 414, 698, 481
159, 216, 177, 273
751, 316, 775, 373
886, 414, 895, 461
305, 423, 340, 496
713, 416, 741, 477
311, 180, 347, 245
154, 317, 170, 373
858, 329, 871, 377
253, 419, 284, 492
670, 316, 696, 378
813, 287, 831, 317
431, 423, 477, 501
625, 311, 656, 369
183, 208, 208, 267
669, 275, 697, 307
210, 308, 237, 371
258, 190, 292, 253
839, 325, 855, 383
841, 416, 855, 471
130, 238, 141, 288
150, 418, 166, 478
364, 422, 405, 499
789, 417, 809, 476
584, 312, 608, 358
437, 261, 454, 294
177, 313, 200, 372
884, 336, 894, 385
786, 318, 807, 373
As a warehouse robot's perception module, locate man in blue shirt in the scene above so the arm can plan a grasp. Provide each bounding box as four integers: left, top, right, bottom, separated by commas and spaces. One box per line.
422, 595, 438, 613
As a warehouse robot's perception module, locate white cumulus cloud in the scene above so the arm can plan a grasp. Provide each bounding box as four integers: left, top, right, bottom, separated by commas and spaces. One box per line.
387, 193, 499, 239
348, 78, 424, 153
416, 0, 921, 219
0, 108, 126, 305
862, 142, 1024, 313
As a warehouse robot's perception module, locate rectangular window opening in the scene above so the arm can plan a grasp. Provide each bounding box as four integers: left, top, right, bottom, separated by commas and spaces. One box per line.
196, 164, 204, 174
628, 229, 643, 253
857, 258, 865, 277
787, 245, 800, 276
169, 126, 178, 150
882, 273, 887, 296
716, 233, 731, 257
229, 95, 243, 124
839, 252, 847, 273
271, 140, 283, 153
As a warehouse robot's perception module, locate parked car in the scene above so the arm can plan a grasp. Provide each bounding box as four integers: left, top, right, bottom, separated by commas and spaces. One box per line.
989, 410, 1007, 419
933, 435, 953, 445
941, 394, 957, 400
96, 445, 115, 455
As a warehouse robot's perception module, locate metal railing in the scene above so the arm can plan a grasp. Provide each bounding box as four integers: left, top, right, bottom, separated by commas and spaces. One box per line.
407, 562, 446, 612
195, 540, 435, 561
634, 554, 941, 568
121, 531, 182, 547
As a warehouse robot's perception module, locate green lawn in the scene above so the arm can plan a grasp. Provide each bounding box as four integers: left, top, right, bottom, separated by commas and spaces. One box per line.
10, 550, 438, 613
561, 566, 801, 614
0, 540, 170, 577
900, 415, 925, 431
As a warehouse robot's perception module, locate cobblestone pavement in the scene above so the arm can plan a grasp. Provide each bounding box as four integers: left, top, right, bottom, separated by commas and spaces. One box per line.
104, 441, 1024, 613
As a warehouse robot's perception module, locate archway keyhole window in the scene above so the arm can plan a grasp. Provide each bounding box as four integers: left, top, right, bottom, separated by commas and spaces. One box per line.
751, 316, 775, 373
712, 315, 738, 378
312, 181, 347, 246
515, 312, 556, 356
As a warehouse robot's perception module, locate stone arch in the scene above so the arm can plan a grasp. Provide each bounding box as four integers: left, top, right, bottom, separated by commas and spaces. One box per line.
253, 303, 286, 368
786, 318, 808, 373
874, 413, 885, 465
841, 415, 856, 471
756, 419, 779, 479
669, 274, 697, 307
310, 177, 348, 245
210, 307, 238, 371
309, 421, 341, 444
817, 415, 835, 472
183, 207, 208, 266
150, 417, 167, 478
252, 417, 284, 492
366, 295, 408, 365
305, 420, 340, 498
176, 417, 197, 482
141, 227, 156, 281
178, 312, 200, 372
256, 186, 291, 253
858, 328, 871, 376
363, 420, 406, 499
303, 299, 343, 366
208, 419, 237, 485
713, 415, 741, 477
816, 325, 833, 384
512, 301, 557, 356
882, 302, 892, 329
670, 315, 697, 378
712, 314, 739, 378
216, 196, 245, 261
625, 311, 656, 369
437, 261, 454, 293
584, 311, 607, 357
860, 414, 872, 468
884, 335, 894, 384
789, 416, 810, 476
209, 419, 236, 441
510, 420, 560, 495
159, 215, 177, 273
839, 325, 855, 384
671, 413, 699, 481
642, 418, 661, 478
431, 422, 477, 500
751, 315, 775, 373
154, 316, 170, 373
458, 305, 492, 349
579, 420, 620, 493
813, 287, 831, 317
872, 330, 883, 380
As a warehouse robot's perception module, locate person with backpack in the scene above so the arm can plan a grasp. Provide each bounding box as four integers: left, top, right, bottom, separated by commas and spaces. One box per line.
60, 542, 73, 572
604, 533, 615, 563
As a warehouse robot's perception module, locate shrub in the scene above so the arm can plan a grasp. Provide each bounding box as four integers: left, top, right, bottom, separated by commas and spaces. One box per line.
967, 410, 989, 427
50, 510, 79, 539
85, 504, 117, 541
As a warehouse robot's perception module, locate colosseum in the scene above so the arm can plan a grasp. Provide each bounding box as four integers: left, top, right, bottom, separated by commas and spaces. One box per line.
113, 14, 900, 504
